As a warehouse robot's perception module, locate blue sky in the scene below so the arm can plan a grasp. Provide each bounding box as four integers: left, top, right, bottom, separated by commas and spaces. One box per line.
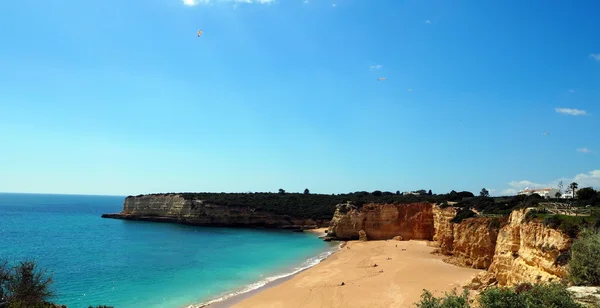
0, 0, 599, 196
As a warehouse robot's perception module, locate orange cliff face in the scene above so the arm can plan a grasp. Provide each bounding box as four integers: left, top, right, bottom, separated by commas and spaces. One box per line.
432, 206, 504, 269
327, 202, 435, 240
487, 209, 572, 286
329, 203, 574, 286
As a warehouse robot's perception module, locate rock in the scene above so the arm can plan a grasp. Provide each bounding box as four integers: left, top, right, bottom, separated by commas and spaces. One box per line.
327, 202, 435, 240
392, 235, 403, 241
101, 194, 330, 229
467, 271, 498, 290
487, 209, 572, 286
358, 230, 368, 241
450, 217, 503, 269
567, 286, 600, 306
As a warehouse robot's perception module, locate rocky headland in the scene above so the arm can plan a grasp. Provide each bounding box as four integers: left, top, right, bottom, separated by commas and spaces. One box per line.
102, 194, 329, 229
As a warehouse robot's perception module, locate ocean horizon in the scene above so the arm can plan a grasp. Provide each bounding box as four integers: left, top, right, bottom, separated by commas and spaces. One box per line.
0, 193, 337, 308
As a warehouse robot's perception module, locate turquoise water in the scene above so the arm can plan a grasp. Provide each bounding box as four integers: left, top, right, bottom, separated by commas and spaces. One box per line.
0, 193, 336, 308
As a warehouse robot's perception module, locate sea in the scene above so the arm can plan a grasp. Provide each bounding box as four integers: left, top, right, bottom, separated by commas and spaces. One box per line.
0, 193, 338, 308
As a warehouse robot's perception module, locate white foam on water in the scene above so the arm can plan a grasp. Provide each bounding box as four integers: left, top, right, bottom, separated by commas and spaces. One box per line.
186, 242, 342, 308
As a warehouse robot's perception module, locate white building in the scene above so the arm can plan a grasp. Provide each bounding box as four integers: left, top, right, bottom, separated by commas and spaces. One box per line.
518, 187, 561, 199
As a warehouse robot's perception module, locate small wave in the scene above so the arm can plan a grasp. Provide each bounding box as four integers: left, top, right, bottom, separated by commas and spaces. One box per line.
186, 243, 341, 308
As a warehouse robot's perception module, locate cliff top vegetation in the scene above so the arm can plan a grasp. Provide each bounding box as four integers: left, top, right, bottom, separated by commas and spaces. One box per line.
126, 188, 600, 221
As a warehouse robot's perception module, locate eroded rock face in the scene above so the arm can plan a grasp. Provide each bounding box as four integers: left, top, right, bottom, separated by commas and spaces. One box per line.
432, 206, 457, 253
432, 205, 503, 269
487, 209, 572, 286
327, 202, 435, 241
103, 194, 329, 229
451, 218, 503, 269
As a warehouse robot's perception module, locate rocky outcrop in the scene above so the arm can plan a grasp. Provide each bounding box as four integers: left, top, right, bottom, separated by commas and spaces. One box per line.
102, 194, 329, 229
450, 218, 503, 269
487, 209, 572, 286
432, 206, 457, 253
358, 230, 368, 241
432, 206, 503, 269
327, 202, 435, 240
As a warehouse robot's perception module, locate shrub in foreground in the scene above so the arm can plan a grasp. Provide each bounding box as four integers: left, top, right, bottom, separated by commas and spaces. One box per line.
0, 260, 54, 307
569, 229, 600, 286
0, 260, 113, 308
414, 283, 583, 308
414, 288, 470, 308
479, 283, 582, 308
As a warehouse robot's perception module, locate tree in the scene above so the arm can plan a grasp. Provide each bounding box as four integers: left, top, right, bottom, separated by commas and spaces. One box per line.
576, 187, 596, 200
558, 181, 564, 194
569, 182, 578, 198
303, 188, 310, 195
428, 190, 433, 196
555, 192, 562, 198
1, 261, 53, 307
372, 190, 382, 197
396, 190, 401, 195
278, 188, 286, 195
480, 188, 490, 198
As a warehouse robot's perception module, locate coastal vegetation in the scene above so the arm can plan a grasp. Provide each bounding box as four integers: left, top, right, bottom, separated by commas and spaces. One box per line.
415, 283, 584, 308
0, 260, 111, 308
128, 187, 600, 228
569, 230, 600, 286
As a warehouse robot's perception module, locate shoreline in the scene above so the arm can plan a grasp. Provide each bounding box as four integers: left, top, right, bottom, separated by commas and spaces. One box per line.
230, 239, 483, 308
187, 228, 339, 308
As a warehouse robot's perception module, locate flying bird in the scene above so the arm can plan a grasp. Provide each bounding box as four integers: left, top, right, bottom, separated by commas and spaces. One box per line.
197, 29, 203, 37
378, 77, 386, 81
543, 132, 550, 136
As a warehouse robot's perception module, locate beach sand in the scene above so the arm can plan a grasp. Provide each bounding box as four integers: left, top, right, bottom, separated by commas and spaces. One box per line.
303, 227, 329, 236
230, 240, 482, 308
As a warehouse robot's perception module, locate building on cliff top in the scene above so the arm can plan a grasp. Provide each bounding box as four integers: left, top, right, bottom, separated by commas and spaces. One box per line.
518, 187, 560, 199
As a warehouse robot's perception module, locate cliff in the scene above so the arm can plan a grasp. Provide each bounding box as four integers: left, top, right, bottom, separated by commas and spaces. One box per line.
329, 203, 574, 285
102, 194, 329, 229
432, 207, 504, 269
327, 202, 434, 240
486, 209, 572, 286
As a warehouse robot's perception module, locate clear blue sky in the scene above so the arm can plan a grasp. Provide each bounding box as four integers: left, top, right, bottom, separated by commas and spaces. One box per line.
1, 0, 599, 196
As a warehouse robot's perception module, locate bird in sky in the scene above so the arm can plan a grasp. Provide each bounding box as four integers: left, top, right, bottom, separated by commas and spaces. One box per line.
378, 77, 386, 81
197, 29, 203, 37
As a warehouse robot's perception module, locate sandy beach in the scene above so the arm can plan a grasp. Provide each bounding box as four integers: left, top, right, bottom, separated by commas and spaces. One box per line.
230, 239, 482, 308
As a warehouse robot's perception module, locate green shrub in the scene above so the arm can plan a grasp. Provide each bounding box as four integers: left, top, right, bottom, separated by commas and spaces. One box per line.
450, 209, 477, 224
415, 288, 470, 308
479, 283, 582, 308
415, 283, 582, 308
0, 261, 54, 307
0, 260, 112, 308
569, 230, 600, 286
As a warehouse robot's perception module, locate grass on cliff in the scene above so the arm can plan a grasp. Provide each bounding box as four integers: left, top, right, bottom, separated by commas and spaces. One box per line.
415, 283, 584, 308
525, 208, 600, 238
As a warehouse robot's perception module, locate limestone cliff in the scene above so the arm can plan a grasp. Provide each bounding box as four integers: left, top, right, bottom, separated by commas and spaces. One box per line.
487, 209, 572, 286
330, 203, 574, 284
432, 206, 504, 269
327, 202, 434, 240
102, 194, 329, 229
432, 206, 457, 253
